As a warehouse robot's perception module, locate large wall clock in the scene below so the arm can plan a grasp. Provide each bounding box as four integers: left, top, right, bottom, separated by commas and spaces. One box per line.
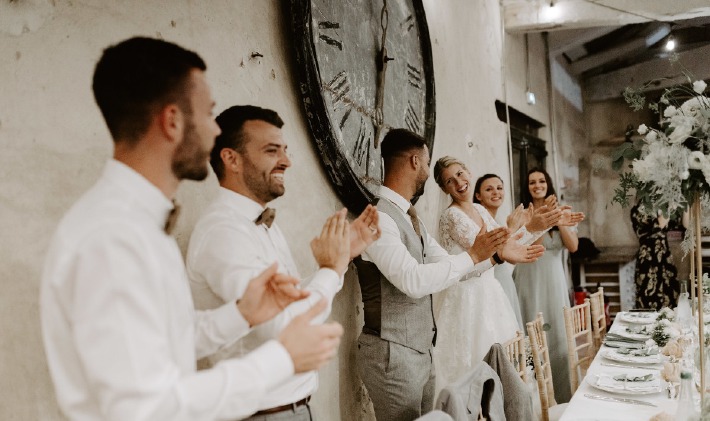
290, 0, 436, 213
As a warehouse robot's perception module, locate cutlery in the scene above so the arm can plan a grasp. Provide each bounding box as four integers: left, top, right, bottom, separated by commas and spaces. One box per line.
600, 362, 660, 370
584, 393, 657, 407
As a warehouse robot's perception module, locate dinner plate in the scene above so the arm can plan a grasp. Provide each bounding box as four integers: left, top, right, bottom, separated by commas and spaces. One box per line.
600, 348, 663, 365
607, 326, 652, 341
617, 312, 658, 324
586, 367, 663, 395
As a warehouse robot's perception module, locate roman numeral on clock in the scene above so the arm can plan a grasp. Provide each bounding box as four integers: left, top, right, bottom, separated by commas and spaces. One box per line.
402, 15, 415, 33
405, 101, 421, 133
318, 21, 343, 50
324, 71, 351, 111
407, 63, 423, 90
353, 117, 371, 169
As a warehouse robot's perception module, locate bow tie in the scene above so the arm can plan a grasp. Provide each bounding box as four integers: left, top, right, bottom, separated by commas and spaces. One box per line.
164, 202, 181, 235
255, 207, 276, 228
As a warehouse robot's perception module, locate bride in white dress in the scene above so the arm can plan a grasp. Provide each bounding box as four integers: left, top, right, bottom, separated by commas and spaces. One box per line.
431, 156, 521, 387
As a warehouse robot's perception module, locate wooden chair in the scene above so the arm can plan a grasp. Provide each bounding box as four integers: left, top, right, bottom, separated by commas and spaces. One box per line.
503, 330, 527, 382
563, 299, 595, 393
527, 312, 567, 421
588, 287, 607, 353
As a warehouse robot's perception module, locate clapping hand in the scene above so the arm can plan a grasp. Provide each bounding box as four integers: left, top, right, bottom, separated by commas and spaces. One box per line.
468, 226, 510, 263
499, 233, 546, 263
527, 203, 562, 232
559, 208, 585, 226
311, 209, 351, 276
506, 204, 532, 232
349, 204, 381, 258
279, 299, 344, 373
237, 263, 309, 327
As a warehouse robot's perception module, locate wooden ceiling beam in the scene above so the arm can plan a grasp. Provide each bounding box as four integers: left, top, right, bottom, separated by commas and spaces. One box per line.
548, 26, 618, 57
567, 23, 670, 75
585, 43, 710, 102
503, 0, 710, 33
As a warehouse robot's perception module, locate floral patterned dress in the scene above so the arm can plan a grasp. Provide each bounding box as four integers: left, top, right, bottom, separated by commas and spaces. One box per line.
631, 204, 679, 310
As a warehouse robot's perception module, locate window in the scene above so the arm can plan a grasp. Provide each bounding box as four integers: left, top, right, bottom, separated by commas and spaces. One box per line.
495, 101, 548, 205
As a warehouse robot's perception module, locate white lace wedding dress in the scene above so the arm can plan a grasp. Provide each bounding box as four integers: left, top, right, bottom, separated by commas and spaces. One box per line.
433, 204, 519, 388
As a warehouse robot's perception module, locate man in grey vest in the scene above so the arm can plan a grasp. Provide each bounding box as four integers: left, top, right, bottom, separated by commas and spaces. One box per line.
355, 129, 545, 420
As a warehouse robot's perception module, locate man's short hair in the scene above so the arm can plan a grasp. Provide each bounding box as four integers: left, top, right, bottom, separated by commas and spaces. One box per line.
92, 37, 206, 144
380, 128, 427, 168
211, 105, 285, 180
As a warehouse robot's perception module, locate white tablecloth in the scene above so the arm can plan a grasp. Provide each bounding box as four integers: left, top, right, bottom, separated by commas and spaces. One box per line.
559, 313, 690, 421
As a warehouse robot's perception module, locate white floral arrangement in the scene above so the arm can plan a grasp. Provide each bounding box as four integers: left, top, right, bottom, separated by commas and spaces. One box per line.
656, 306, 676, 322
652, 318, 681, 347
611, 78, 710, 228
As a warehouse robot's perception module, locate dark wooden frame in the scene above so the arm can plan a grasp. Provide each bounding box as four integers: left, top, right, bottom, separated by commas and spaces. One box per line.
289, 0, 436, 213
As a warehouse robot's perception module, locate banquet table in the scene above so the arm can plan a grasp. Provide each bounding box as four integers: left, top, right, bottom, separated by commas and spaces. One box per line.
559, 311, 696, 421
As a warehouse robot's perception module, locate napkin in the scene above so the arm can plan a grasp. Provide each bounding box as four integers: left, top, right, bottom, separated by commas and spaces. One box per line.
626, 326, 651, 335
617, 347, 659, 356
613, 373, 654, 382
597, 373, 660, 392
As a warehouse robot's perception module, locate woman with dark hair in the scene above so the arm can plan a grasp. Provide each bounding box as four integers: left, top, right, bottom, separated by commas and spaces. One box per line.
472, 173, 527, 328
513, 167, 579, 404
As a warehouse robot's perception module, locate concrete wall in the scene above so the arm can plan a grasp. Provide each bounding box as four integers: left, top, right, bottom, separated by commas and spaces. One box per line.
583, 97, 656, 248
0, 1, 560, 419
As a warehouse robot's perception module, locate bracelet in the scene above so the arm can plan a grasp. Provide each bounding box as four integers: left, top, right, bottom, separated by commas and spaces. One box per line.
492, 252, 504, 265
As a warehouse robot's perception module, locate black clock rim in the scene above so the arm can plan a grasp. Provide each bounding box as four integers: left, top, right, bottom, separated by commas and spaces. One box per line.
289, 0, 436, 214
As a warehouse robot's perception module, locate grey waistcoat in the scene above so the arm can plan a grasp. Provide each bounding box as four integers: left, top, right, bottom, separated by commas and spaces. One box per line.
354, 197, 437, 353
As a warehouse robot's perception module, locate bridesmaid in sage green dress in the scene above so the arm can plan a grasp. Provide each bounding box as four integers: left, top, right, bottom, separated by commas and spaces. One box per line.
513, 168, 579, 404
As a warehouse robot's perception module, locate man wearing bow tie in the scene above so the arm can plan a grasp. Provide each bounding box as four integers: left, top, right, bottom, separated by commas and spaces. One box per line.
41, 38, 346, 421
186, 105, 380, 420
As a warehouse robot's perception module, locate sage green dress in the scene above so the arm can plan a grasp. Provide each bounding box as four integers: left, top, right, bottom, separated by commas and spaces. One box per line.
513, 230, 572, 403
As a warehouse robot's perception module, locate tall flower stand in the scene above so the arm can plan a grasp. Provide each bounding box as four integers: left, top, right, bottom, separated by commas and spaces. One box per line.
693, 198, 706, 409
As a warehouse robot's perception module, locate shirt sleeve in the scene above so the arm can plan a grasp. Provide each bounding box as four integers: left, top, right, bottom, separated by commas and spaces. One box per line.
513, 225, 549, 245
361, 211, 486, 299
69, 224, 294, 421
192, 301, 250, 359
187, 221, 342, 330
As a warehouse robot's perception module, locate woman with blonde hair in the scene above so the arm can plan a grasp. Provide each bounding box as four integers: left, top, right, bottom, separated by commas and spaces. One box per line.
431, 156, 522, 386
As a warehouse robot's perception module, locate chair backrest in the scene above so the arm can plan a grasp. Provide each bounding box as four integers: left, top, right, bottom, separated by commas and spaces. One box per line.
502, 330, 527, 382
589, 287, 607, 353
526, 312, 556, 421
563, 299, 595, 393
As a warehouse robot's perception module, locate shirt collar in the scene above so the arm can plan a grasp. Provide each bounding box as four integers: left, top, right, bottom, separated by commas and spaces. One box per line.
379, 186, 412, 214
103, 159, 174, 230
216, 186, 268, 222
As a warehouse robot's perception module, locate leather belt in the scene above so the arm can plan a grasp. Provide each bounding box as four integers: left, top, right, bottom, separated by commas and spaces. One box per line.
253, 396, 310, 416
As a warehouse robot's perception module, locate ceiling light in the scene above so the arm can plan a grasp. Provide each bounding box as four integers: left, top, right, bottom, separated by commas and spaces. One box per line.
665, 36, 676, 51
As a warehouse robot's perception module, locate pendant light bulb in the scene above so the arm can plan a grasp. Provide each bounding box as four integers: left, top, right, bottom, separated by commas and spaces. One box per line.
665, 36, 676, 51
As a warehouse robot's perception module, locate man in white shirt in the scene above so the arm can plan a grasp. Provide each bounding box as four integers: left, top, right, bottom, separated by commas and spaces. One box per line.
187, 105, 381, 420
41, 37, 344, 421
355, 128, 546, 420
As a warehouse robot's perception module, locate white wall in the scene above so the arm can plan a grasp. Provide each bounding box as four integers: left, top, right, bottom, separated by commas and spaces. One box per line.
0, 1, 557, 419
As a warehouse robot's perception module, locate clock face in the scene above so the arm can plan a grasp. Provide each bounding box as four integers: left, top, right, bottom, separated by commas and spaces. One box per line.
291, 0, 436, 212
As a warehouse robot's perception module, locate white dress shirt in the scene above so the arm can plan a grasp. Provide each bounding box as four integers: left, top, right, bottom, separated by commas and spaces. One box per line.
360, 187, 492, 299
186, 187, 343, 410
41, 160, 293, 421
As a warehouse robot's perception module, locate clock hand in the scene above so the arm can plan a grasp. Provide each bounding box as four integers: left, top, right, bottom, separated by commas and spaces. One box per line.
374, 0, 393, 149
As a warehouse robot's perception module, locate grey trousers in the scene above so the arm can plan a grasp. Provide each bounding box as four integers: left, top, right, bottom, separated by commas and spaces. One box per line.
356, 333, 435, 421
241, 404, 312, 421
